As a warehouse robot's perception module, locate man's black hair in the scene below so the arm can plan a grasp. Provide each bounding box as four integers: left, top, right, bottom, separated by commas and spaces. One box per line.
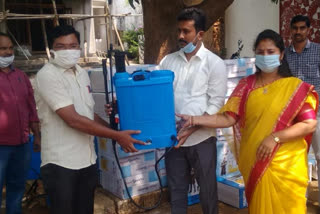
177, 8, 206, 32
0, 32, 13, 44
290, 15, 310, 28
48, 25, 80, 48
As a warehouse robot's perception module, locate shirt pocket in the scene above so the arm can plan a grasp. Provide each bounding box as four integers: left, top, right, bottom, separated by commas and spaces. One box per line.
302, 63, 320, 78
187, 69, 208, 96
80, 83, 95, 110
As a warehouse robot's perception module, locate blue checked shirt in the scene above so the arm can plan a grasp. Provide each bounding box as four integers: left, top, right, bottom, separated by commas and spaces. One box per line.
285, 40, 320, 102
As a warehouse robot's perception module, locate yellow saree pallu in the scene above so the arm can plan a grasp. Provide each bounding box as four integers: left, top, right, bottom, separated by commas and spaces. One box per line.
220, 75, 318, 214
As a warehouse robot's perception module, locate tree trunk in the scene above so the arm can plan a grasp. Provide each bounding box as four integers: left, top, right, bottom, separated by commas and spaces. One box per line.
142, 0, 234, 64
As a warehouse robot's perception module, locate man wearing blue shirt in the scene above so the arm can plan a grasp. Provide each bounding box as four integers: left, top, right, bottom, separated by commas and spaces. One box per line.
285, 15, 320, 204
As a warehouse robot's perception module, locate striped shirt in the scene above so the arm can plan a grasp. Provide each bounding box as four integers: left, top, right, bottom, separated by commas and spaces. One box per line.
285, 40, 320, 100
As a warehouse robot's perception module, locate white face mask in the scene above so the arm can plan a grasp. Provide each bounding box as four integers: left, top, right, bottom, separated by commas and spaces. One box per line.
50, 49, 80, 69
0, 55, 14, 68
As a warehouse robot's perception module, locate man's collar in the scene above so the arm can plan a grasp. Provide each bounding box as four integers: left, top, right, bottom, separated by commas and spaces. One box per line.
178, 42, 205, 61
50, 61, 81, 74
0, 64, 15, 73
290, 39, 311, 52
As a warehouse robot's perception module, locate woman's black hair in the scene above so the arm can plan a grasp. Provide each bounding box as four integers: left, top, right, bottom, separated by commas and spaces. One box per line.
253, 29, 292, 77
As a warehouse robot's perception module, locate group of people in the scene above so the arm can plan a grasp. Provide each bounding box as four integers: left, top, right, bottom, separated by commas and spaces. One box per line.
0, 6, 319, 214
176, 12, 320, 214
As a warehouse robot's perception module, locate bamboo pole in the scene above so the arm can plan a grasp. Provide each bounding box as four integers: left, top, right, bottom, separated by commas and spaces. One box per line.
104, 4, 130, 65
104, 1, 110, 50
40, 0, 50, 59
0, 0, 6, 33
0, 12, 142, 21
7, 29, 30, 60
112, 19, 130, 66
51, 0, 59, 26
82, 0, 87, 62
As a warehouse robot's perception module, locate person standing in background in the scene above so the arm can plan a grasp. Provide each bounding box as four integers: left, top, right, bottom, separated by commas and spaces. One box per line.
285, 15, 320, 205
0, 32, 40, 214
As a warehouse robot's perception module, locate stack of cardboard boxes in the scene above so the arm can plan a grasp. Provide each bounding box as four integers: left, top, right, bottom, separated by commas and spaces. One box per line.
214, 58, 256, 209
97, 137, 161, 199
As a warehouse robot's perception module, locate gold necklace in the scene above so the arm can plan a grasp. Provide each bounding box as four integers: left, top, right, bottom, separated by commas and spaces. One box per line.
260, 75, 280, 94
260, 77, 268, 94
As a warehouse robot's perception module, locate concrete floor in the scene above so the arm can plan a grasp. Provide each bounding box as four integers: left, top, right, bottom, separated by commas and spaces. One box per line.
2, 181, 320, 214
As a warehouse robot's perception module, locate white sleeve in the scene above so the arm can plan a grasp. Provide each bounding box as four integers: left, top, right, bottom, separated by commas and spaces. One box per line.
159, 55, 169, 70
205, 59, 228, 115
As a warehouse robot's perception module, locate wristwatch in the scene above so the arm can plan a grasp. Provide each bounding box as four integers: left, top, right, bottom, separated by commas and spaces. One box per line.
271, 133, 280, 144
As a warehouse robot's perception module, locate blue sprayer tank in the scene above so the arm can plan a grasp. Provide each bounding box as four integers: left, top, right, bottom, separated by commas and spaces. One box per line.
114, 70, 177, 150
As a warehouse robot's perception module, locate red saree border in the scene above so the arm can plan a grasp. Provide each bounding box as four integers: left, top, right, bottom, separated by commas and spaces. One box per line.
304, 90, 319, 149
245, 81, 317, 205
229, 75, 256, 162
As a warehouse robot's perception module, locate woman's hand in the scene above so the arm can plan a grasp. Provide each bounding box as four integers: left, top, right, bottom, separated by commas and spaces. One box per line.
256, 135, 277, 161
176, 114, 193, 129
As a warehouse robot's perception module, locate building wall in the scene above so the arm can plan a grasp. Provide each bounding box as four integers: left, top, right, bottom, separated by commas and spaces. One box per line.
225, 0, 279, 58
109, 0, 143, 31
280, 0, 320, 46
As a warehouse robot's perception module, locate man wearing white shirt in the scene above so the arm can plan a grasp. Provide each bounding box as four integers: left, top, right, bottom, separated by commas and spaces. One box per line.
160, 8, 227, 214
34, 25, 144, 214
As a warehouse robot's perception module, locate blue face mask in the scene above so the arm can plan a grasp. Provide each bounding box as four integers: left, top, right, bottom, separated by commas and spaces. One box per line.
181, 35, 198, 54
255, 54, 281, 73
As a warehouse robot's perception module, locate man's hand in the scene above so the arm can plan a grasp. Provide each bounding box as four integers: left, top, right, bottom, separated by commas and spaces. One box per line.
116, 130, 146, 153
33, 135, 41, 152
105, 104, 113, 116
176, 126, 199, 149
105, 100, 118, 116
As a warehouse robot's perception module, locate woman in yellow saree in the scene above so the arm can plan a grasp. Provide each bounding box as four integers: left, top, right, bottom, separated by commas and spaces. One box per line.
177, 29, 318, 214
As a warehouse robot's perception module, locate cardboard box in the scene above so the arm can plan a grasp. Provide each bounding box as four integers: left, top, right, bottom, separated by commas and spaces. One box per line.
99, 163, 166, 199
226, 77, 242, 97
308, 147, 318, 180
187, 179, 200, 205
216, 140, 239, 178
217, 174, 247, 209
99, 151, 156, 178
216, 128, 235, 146
225, 58, 256, 78
155, 149, 166, 170
100, 170, 161, 199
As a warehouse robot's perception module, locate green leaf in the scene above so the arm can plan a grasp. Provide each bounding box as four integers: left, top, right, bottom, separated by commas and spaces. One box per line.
121, 27, 144, 62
